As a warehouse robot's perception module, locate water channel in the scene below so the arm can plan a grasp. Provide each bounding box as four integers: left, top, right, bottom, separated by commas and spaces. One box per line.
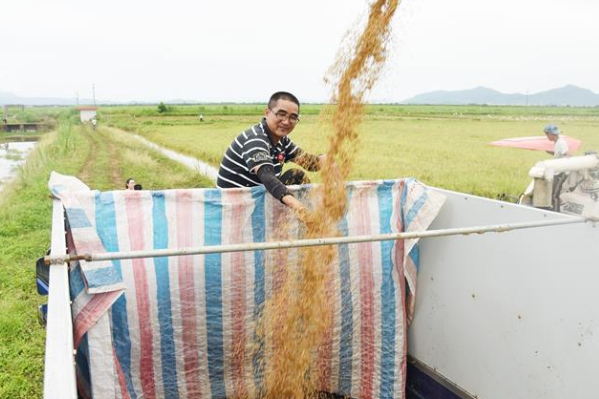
0, 137, 37, 194
133, 134, 218, 182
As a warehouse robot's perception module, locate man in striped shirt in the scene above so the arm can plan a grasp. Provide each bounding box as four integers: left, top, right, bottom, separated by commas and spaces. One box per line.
217, 91, 325, 211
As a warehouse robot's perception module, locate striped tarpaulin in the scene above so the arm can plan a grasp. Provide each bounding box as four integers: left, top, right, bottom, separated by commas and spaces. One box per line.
49, 172, 445, 399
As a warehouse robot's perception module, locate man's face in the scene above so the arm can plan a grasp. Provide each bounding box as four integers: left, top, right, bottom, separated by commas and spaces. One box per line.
127, 180, 136, 190
545, 133, 557, 142
264, 99, 300, 141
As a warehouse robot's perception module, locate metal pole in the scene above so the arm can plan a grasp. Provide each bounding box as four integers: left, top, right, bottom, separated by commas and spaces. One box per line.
45, 217, 586, 266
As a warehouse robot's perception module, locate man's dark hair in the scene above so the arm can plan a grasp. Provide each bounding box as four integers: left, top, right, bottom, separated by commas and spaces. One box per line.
268, 91, 300, 112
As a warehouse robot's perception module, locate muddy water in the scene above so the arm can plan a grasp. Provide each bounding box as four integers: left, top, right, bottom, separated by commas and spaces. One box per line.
0, 138, 37, 193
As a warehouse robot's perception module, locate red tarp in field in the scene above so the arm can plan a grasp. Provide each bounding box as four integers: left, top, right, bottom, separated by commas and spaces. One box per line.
489, 135, 582, 152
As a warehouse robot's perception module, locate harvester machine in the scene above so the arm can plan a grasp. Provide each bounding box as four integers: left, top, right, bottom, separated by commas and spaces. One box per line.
522, 152, 599, 219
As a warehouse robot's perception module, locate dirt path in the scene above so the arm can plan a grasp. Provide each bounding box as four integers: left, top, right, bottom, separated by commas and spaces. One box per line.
78, 125, 122, 188
100, 128, 122, 187
77, 126, 95, 184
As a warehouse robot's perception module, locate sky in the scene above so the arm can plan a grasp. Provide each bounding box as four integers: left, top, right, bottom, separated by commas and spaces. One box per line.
2, 0, 599, 103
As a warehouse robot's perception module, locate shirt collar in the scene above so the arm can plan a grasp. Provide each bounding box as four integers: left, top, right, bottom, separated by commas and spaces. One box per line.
261, 118, 283, 148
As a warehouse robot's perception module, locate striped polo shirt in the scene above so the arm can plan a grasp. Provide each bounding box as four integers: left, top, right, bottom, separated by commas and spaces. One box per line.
216, 119, 301, 188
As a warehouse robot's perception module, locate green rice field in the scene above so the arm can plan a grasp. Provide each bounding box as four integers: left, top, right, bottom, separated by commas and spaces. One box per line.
101, 104, 599, 199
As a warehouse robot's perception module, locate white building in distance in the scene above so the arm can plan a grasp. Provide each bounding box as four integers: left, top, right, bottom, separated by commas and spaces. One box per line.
77, 106, 97, 123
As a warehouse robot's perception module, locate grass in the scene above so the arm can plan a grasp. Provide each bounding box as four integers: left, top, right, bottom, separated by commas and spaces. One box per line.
0, 115, 214, 398
102, 126, 214, 189
0, 125, 84, 399
2, 106, 68, 126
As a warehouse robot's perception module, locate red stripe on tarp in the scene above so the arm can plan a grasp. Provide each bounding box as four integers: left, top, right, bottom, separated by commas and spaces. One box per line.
228, 190, 249, 399
73, 291, 122, 348
396, 245, 408, 396
266, 199, 290, 380
356, 190, 375, 399
75, 239, 110, 254
270, 200, 289, 295
176, 190, 202, 398
394, 180, 406, 282
125, 192, 156, 399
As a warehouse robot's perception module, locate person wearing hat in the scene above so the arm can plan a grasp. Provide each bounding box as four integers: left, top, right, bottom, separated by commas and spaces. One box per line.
544, 124, 569, 158
521, 124, 572, 208
543, 124, 570, 211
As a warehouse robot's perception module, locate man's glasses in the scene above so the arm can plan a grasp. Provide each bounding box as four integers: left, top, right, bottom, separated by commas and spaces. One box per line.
269, 109, 300, 124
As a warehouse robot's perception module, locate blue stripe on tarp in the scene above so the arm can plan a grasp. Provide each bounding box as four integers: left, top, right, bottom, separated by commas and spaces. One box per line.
378, 182, 396, 399
400, 180, 408, 229
204, 189, 226, 398
250, 187, 266, 391
94, 191, 137, 399
65, 208, 92, 228
337, 198, 353, 396
405, 189, 428, 230
50, 184, 67, 196
84, 266, 125, 289
69, 264, 86, 299
409, 245, 420, 273
152, 192, 179, 399
75, 333, 91, 389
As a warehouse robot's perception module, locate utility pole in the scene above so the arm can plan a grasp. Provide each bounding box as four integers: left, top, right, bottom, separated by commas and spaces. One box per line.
92, 84, 96, 106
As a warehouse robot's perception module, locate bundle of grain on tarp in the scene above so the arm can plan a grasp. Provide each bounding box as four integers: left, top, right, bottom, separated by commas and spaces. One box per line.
49, 172, 445, 399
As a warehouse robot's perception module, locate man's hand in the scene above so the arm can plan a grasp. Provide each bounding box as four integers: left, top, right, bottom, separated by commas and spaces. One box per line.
282, 194, 305, 211
282, 194, 311, 224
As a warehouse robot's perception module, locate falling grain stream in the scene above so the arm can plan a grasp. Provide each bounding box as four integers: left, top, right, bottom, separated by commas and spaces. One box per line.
258, 2, 401, 399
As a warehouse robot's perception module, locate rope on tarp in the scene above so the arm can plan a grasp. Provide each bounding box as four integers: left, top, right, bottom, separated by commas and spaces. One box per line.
44, 216, 587, 266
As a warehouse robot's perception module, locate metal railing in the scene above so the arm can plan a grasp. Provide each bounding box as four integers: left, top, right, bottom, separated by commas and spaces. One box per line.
44, 200, 77, 399
45, 216, 586, 266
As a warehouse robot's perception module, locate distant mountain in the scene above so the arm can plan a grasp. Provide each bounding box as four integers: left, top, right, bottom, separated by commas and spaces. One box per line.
527, 85, 599, 107
3, 85, 599, 107
401, 85, 599, 106
0, 90, 205, 106
0, 90, 100, 106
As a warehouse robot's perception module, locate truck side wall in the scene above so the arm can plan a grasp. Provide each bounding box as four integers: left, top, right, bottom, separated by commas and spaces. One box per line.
409, 189, 599, 399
